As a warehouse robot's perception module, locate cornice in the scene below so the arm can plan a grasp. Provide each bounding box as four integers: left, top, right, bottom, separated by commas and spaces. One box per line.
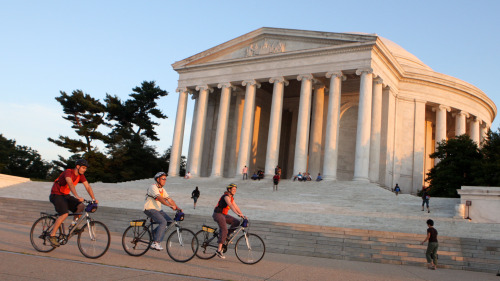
174, 42, 375, 73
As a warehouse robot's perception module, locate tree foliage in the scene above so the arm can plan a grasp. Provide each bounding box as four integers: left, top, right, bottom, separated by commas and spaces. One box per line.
471, 129, 500, 186
425, 134, 482, 197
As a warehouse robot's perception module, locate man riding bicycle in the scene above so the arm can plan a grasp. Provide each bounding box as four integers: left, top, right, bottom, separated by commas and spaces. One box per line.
213, 183, 246, 259
144, 172, 182, 251
48, 159, 98, 247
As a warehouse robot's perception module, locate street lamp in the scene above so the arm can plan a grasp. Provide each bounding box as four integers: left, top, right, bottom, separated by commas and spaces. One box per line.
465, 200, 471, 221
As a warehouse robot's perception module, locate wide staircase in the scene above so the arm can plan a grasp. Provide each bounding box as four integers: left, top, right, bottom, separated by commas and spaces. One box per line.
1, 197, 498, 273
0, 174, 30, 188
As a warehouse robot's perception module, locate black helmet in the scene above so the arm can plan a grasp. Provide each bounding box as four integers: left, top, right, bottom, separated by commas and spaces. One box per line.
227, 183, 237, 191
75, 159, 89, 167
154, 172, 167, 181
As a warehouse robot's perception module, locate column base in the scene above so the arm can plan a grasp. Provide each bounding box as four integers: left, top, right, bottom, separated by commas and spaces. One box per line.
352, 177, 370, 182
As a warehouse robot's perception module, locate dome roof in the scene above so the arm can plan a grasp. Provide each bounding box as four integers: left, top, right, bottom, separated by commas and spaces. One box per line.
379, 37, 433, 71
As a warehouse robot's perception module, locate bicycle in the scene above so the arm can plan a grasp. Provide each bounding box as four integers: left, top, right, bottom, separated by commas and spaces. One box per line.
194, 218, 265, 264
122, 210, 199, 262
30, 200, 110, 259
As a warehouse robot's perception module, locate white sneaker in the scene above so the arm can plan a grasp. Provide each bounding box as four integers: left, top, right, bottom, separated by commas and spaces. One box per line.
216, 250, 225, 259
150, 242, 164, 251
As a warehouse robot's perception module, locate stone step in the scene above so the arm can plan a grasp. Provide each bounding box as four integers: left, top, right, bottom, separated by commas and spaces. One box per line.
2, 197, 499, 273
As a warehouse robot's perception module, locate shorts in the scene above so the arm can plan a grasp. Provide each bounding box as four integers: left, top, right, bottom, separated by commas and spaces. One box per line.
49, 194, 81, 215
193, 196, 199, 203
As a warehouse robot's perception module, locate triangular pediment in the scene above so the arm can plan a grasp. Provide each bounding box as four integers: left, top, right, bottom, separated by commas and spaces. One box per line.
172, 28, 378, 69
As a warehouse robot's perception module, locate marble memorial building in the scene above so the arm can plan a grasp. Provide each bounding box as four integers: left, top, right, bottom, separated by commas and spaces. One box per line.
168, 28, 496, 194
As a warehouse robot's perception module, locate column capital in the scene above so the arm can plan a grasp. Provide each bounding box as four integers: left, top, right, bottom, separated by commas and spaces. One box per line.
242, 80, 261, 88
355, 68, 373, 76
326, 71, 347, 81
269, 76, 289, 86
432, 105, 451, 112
297, 73, 314, 81
373, 77, 384, 85
195, 85, 214, 93
217, 82, 236, 90
176, 87, 196, 95
452, 110, 470, 118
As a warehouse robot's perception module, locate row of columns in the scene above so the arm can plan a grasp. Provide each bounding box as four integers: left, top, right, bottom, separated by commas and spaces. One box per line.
168, 69, 489, 180
169, 69, 385, 181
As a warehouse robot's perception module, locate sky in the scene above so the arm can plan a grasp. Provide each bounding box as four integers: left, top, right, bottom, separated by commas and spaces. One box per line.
1, 0, 499, 162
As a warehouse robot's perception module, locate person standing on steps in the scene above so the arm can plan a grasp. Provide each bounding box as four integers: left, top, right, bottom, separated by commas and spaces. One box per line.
191, 186, 200, 209
242, 166, 248, 180
394, 183, 401, 196
421, 219, 438, 270
422, 186, 430, 213
273, 173, 280, 191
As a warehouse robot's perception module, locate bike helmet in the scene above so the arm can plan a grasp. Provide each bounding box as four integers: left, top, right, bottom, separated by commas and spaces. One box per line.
75, 159, 89, 167
227, 183, 237, 191
154, 172, 167, 181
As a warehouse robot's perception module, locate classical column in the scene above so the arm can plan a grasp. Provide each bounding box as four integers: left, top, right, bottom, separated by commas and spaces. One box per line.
236, 80, 261, 177
353, 68, 373, 181
264, 77, 288, 176
470, 117, 480, 144
413, 99, 426, 193
186, 93, 199, 173
293, 74, 314, 176
369, 77, 383, 183
168, 87, 189, 177
433, 105, 451, 148
190, 85, 213, 177
454, 111, 469, 136
308, 82, 325, 178
323, 71, 345, 180
211, 83, 234, 177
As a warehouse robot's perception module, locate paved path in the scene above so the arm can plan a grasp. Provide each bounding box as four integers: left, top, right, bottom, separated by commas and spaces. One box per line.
1, 177, 499, 239
1, 222, 498, 281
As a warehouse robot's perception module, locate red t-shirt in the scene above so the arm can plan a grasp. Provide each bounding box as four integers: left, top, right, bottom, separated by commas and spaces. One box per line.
50, 169, 87, 195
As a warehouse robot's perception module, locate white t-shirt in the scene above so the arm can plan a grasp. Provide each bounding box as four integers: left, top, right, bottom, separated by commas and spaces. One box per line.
144, 184, 170, 211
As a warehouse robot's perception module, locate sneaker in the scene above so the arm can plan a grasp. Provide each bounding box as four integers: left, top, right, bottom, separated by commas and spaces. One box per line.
428, 210, 430, 213
215, 250, 225, 259
150, 242, 164, 251
48, 236, 60, 247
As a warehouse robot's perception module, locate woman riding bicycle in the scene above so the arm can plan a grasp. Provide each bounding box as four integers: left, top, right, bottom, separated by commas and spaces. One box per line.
212, 183, 245, 259
144, 172, 182, 251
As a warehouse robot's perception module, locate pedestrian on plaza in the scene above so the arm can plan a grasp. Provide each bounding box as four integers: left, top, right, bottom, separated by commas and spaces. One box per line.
191, 186, 200, 209
184, 171, 191, 179
251, 171, 259, 180
394, 183, 401, 196
242, 166, 248, 180
316, 173, 323, 181
273, 173, 280, 191
421, 219, 438, 270
422, 186, 430, 213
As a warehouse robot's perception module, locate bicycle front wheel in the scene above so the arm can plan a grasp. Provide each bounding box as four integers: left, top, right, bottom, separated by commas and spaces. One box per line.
166, 228, 198, 262
122, 225, 152, 256
77, 220, 110, 259
30, 216, 60, 252
235, 233, 265, 264
194, 230, 218, 259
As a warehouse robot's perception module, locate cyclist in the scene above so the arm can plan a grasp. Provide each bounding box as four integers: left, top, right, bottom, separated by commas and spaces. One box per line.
213, 183, 245, 259
144, 172, 182, 251
48, 159, 98, 247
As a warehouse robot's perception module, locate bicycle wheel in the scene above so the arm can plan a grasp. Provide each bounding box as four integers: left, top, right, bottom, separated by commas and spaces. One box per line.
235, 233, 265, 264
194, 230, 217, 259
77, 220, 110, 259
122, 225, 152, 256
30, 216, 60, 252
166, 228, 198, 262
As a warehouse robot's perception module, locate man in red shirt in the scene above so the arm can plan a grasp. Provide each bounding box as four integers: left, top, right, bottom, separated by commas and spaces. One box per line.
48, 159, 98, 247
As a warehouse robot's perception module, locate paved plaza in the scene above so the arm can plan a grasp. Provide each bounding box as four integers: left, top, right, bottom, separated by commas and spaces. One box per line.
1, 176, 499, 240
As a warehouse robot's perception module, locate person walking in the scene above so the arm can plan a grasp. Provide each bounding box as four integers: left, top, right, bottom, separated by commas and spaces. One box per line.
422, 186, 430, 213
394, 184, 401, 196
242, 166, 248, 180
421, 219, 438, 270
191, 186, 200, 209
272, 173, 280, 191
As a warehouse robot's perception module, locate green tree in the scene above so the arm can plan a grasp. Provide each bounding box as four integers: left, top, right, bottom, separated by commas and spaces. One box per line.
48, 90, 108, 153
473, 128, 500, 186
0, 134, 52, 179
104, 81, 168, 181
425, 134, 482, 197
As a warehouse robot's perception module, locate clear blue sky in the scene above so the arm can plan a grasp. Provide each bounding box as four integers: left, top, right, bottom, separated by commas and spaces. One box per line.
1, 0, 499, 161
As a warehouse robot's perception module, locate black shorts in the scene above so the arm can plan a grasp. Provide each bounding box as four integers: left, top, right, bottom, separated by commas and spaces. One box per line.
49, 194, 81, 215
